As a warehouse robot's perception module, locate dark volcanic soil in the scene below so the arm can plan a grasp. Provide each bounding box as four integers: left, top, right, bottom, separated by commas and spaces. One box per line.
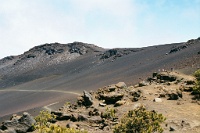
0, 38, 200, 120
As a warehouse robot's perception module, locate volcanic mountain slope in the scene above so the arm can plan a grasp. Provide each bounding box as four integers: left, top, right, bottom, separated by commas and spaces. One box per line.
0, 38, 200, 119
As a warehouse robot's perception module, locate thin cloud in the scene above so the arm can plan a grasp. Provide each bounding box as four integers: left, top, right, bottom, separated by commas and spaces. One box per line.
0, 0, 199, 58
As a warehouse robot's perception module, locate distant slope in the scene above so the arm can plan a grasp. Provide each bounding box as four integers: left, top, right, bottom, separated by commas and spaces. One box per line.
0, 38, 199, 118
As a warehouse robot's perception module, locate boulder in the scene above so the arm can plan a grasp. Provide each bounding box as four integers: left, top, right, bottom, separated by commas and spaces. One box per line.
99, 92, 124, 104
167, 90, 182, 100
83, 90, 93, 106
114, 100, 126, 107
77, 91, 93, 106
1, 112, 35, 133
115, 82, 127, 89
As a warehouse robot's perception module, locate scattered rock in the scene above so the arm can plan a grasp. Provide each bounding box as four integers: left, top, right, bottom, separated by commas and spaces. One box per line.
99, 48, 142, 60
167, 90, 182, 100
100, 49, 118, 59
0, 129, 16, 133
103, 126, 110, 131
88, 116, 102, 124
99, 103, 107, 107
70, 113, 79, 122
169, 126, 176, 131
1, 112, 35, 133
51, 111, 63, 117
66, 123, 78, 129
153, 72, 158, 77
56, 114, 71, 121
133, 103, 145, 110
89, 108, 100, 116
157, 73, 176, 82
115, 82, 127, 89
169, 45, 187, 54
107, 85, 117, 92
185, 80, 195, 85
78, 114, 88, 121
26, 54, 36, 58
182, 86, 193, 92
129, 89, 142, 101
153, 98, 162, 103
139, 81, 149, 87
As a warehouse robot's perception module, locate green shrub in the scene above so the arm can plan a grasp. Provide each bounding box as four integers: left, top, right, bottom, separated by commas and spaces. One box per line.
35, 110, 87, 133
193, 69, 200, 96
36, 124, 87, 133
194, 69, 200, 80
113, 106, 166, 133
35, 110, 56, 128
101, 107, 116, 120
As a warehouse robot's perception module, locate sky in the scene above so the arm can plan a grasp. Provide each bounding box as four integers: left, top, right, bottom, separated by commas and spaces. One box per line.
0, 0, 200, 59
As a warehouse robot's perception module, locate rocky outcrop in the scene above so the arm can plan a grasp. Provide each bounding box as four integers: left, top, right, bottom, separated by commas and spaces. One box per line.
0, 112, 35, 133
156, 72, 176, 82
95, 82, 127, 104
99, 48, 142, 61
99, 92, 124, 104
77, 90, 93, 106
169, 45, 187, 54
168, 37, 200, 54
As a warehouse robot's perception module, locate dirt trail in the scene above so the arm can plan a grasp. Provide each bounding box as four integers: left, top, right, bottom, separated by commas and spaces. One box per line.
0, 89, 80, 95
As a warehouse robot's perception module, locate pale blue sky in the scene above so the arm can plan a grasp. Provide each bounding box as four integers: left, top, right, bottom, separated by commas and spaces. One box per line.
0, 0, 199, 58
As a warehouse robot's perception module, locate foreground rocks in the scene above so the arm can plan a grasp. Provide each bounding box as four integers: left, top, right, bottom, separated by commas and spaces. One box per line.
50, 72, 199, 132
1, 71, 199, 133
0, 113, 35, 133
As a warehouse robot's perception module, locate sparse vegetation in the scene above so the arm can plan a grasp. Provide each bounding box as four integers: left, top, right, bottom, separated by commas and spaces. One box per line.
193, 69, 200, 98
113, 106, 166, 133
35, 110, 87, 133
64, 101, 71, 107
35, 110, 56, 128
101, 107, 117, 120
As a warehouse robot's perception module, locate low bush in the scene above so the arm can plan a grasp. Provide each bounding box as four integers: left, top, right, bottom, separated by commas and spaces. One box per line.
34, 110, 87, 133
101, 107, 116, 120
193, 69, 200, 97
113, 106, 166, 133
